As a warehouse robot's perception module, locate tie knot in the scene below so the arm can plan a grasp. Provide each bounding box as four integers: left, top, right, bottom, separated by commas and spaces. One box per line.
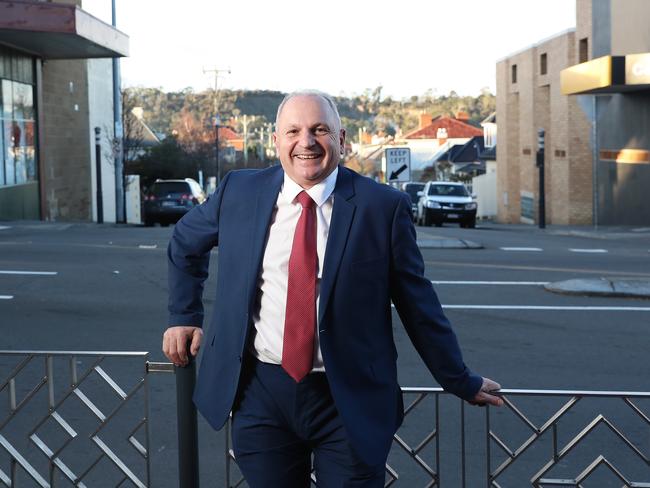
296, 191, 315, 209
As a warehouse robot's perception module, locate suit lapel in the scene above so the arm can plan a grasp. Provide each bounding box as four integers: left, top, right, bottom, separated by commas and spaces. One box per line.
319, 166, 356, 327
246, 166, 284, 312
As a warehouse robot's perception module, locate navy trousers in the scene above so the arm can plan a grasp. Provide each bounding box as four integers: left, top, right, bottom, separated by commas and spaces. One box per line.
231, 356, 386, 488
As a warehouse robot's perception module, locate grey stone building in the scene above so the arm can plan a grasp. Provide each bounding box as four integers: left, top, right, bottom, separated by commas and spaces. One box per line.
0, 0, 128, 221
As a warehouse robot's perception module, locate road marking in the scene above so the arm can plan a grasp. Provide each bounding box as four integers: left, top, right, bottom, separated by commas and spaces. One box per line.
569, 248, 608, 253
0, 295, 13, 300
0, 226, 10, 230
500, 247, 543, 252
431, 280, 549, 286
423, 260, 650, 278
442, 305, 650, 311
0, 270, 58, 276
391, 303, 650, 311
138, 244, 158, 249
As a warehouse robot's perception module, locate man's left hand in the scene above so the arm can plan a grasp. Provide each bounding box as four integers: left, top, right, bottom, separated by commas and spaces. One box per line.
469, 377, 503, 407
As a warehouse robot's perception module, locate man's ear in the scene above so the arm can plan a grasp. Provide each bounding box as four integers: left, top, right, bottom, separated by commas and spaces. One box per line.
339, 128, 346, 154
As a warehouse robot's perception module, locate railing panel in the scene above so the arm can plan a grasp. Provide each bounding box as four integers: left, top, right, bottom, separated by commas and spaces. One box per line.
0, 351, 150, 487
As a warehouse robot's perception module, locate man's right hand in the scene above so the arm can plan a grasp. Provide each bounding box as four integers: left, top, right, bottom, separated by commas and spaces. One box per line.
162, 326, 203, 367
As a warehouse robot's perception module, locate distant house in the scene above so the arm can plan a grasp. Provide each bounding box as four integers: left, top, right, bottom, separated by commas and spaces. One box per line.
217, 126, 244, 163
398, 113, 483, 181
472, 112, 498, 219
124, 107, 161, 159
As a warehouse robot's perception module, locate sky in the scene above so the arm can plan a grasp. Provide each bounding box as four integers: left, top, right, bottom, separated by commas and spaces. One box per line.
83, 0, 576, 99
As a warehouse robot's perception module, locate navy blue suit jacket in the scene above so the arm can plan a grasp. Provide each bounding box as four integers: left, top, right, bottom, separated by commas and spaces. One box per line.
168, 164, 482, 466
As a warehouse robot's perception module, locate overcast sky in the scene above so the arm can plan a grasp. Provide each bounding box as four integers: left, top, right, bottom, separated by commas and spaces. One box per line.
84, 0, 576, 99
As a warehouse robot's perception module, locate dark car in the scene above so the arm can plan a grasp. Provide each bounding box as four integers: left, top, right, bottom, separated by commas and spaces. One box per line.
143, 178, 206, 226
401, 182, 425, 221
416, 181, 477, 228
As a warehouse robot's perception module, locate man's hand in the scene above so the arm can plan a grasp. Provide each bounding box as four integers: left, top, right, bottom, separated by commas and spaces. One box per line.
469, 377, 504, 407
162, 326, 203, 367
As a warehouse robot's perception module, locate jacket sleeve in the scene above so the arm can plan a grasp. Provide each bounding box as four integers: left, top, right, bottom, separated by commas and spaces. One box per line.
167, 172, 233, 327
388, 192, 482, 401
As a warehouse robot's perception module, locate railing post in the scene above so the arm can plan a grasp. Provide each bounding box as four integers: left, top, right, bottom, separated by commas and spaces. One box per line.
176, 354, 199, 487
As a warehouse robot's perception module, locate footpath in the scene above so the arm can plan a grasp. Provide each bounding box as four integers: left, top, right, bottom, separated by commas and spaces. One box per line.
415, 222, 650, 299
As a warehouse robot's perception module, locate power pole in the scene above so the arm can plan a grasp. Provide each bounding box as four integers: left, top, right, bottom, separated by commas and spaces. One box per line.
202, 67, 230, 186
242, 115, 249, 167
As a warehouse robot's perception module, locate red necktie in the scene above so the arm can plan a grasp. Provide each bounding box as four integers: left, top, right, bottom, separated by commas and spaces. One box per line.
282, 191, 317, 382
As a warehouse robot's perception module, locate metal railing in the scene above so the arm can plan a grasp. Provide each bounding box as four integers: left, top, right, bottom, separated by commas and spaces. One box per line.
2, 351, 649, 487
226, 388, 650, 487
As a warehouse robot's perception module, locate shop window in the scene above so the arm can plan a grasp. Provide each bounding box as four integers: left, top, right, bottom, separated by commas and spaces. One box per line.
579, 38, 589, 63
540, 53, 548, 75
511, 64, 517, 84
0, 78, 36, 187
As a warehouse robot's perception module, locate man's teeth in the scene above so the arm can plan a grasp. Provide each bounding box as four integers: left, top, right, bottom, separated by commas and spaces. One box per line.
296, 155, 320, 159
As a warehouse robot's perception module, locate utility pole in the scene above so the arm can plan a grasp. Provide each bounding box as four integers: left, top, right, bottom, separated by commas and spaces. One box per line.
242, 115, 249, 167
112, 0, 124, 223
202, 67, 230, 187
536, 128, 546, 229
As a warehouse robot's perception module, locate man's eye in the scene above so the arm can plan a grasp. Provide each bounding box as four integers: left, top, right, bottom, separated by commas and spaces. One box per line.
286, 129, 298, 135
315, 127, 329, 134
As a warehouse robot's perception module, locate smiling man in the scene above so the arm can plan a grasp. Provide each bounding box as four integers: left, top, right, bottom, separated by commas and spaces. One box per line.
163, 90, 501, 488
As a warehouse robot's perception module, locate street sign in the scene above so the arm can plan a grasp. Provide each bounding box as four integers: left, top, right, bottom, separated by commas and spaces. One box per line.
383, 147, 411, 183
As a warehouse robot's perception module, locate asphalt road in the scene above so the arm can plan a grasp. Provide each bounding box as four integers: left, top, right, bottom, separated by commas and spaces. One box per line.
1, 221, 649, 486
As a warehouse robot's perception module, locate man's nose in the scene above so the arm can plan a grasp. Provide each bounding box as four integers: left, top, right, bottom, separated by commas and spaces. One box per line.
298, 130, 316, 147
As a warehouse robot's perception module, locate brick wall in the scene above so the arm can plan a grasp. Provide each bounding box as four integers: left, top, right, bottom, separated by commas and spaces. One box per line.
41, 59, 91, 220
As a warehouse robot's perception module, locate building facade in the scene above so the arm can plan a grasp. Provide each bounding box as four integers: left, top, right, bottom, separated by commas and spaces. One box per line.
0, 0, 128, 221
497, 0, 650, 226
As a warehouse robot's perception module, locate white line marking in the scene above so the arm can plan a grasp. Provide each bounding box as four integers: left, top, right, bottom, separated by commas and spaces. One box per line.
391, 304, 650, 311
569, 248, 608, 253
138, 244, 158, 249
500, 247, 543, 252
0, 226, 10, 230
0, 270, 58, 276
442, 305, 650, 311
431, 280, 549, 286
0, 295, 13, 300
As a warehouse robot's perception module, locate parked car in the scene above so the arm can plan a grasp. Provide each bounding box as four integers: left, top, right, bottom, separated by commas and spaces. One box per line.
416, 181, 477, 228
401, 182, 425, 221
143, 178, 206, 226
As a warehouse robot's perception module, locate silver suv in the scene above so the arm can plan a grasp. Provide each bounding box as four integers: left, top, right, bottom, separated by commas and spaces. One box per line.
416, 181, 477, 228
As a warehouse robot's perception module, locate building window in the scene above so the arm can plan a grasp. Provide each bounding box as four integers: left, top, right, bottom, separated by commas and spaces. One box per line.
540, 53, 548, 75
511, 64, 517, 84
0, 47, 37, 188
579, 38, 589, 63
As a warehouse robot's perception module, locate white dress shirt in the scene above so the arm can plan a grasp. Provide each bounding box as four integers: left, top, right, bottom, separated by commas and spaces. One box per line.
250, 167, 338, 372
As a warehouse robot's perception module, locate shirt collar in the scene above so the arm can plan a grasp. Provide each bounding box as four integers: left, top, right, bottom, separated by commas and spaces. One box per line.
281, 166, 339, 207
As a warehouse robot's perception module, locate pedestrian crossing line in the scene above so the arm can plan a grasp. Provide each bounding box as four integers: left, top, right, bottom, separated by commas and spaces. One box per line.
431, 280, 549, 286
0, 270, 58, 276
569, 248, 608, 253
500, 247, 543, 252
0, 295, 13, 300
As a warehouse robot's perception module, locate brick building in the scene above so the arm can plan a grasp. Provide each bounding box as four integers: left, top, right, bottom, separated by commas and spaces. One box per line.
0, 0, 128, 221
496, 0, 650, 226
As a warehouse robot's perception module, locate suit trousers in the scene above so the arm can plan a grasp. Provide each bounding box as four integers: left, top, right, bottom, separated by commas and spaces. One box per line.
231, 356, 386, 488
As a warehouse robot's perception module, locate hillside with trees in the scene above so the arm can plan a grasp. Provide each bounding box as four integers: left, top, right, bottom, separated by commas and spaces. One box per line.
122, 86, 495, 187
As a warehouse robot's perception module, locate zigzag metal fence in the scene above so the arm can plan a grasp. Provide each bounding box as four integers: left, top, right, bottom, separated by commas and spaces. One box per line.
2, 351, 649, 487
226, 388, 650, 487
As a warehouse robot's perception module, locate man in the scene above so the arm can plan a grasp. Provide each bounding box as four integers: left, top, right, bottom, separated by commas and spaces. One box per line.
163, 91, 502, 487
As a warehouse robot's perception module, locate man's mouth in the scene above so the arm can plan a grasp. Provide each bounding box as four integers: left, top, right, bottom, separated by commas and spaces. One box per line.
294, 154, 322, 160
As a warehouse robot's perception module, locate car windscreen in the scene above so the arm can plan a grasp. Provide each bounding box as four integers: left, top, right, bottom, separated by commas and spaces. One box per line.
428, 184, 469, 197
151, 182, 190, 196
404, 184, 425, 203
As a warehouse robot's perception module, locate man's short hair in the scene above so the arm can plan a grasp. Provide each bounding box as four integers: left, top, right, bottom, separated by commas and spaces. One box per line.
275, 90, 341, 130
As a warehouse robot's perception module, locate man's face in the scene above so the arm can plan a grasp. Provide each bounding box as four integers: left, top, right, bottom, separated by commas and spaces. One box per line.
273, 95, 346, 189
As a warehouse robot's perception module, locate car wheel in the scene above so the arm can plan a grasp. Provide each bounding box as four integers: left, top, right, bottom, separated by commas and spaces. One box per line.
459, 222, 467, 228
467, 218, 476, 228
434, 222, 443, 227
144, 218, 154, 227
